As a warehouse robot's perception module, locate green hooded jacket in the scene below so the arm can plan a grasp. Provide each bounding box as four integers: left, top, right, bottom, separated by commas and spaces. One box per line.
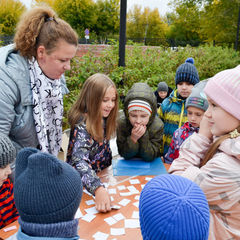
116, 83, 164, 162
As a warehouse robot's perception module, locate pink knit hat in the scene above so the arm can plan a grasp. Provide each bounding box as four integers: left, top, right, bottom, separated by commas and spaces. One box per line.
204, 65, 240, 120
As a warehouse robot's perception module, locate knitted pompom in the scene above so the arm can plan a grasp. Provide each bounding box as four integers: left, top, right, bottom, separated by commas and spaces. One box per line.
185, 57, 194, 64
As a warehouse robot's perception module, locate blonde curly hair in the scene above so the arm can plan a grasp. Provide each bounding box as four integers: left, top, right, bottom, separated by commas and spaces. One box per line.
14, 5, 78, 59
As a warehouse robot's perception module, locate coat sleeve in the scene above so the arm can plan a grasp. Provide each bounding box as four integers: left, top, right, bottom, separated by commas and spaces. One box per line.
70, 128, 103, 195
164, 129, 179, 164
116, 118, 140, 160
138, 117, 164, 162
0, 78, 22, 152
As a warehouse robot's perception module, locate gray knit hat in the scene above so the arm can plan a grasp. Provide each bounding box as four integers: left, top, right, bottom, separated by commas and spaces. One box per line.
157, 82, 168, 92
0, 132, 16, 168
186, 80, 209, 112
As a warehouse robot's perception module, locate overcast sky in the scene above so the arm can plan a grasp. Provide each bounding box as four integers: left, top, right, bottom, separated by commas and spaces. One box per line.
20, 0, 172, 16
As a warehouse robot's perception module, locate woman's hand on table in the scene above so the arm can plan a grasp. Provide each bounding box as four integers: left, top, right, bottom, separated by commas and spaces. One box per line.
95, 186, 111, 212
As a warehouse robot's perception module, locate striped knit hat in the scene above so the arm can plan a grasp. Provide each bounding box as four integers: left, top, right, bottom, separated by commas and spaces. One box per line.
128, 100, 152, 116
139, 174, 210, 240
204, 65, 240, 120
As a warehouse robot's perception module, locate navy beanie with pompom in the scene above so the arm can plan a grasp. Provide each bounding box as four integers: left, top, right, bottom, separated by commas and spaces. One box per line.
175, 57, 199, 86
139, 174, 210, 240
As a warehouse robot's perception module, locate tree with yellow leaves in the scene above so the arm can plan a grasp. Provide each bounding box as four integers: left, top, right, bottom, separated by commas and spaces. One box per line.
0, 0, 26, 35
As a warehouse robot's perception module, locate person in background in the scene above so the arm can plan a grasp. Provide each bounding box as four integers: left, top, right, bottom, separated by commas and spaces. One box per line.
117, 83, 164, 162
7, 148, 83, 240
169, 66, 240, 239
154, 81, 173, 109
139, 174, 210, 240
0, 5, 78, 158
158, 57, 200, 156
0, 133, 19, 229
164, 80, 209, 164
67, 73, 118, 213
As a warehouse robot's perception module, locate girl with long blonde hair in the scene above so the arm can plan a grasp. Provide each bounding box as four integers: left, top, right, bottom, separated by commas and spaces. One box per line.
67, 73, 118, 213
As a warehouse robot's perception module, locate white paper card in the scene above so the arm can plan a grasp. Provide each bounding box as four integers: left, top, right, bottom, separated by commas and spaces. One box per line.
83, 189, 92, 196
127, 186, 140, 194
75, 208, 83, 219
103, 182, 110, 188
119, 192, 132, 196
86, 199, 95, 206
113, 213, 125, 221
82, 214, 96, 222
145, 177, 152, 181
104, 216, 117, 226
125, 219, 140, 228
132, 211, 139, 218
118, 198, 131, 206
108, 188, 117, 194
84, 206, 99, 215
129, 179, 140, 184
111, 196, 114, 201
110, 228, 125, 236
117, 185, 126, 190
92, 231, 109, 240
133, 201, 139, 208
134, 195, 140, 200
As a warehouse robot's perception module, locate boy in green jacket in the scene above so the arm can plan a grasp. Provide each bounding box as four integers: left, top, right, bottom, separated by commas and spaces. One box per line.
117, 83, 164, 162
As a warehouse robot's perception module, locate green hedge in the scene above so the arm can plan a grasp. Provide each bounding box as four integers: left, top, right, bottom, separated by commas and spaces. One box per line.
63, 42, 240, 130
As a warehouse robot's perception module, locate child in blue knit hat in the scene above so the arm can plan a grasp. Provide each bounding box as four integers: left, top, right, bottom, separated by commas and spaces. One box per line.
158, 57, 199, 156
0, 133, 19, 229
139, 174, 210, 240
7, 148, 83, 240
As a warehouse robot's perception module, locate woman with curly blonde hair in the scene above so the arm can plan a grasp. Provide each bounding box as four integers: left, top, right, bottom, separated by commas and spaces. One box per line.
0, 5, 78, 162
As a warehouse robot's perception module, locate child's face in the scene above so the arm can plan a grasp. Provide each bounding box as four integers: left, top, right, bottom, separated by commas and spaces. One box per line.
187, 106, 205, 128
177, 82, 194, 98
101, 86, 116, 118
0, 164, 11, 187
158, 91, 168, 99
205, 96, 240, 136
129, 110, 150, 127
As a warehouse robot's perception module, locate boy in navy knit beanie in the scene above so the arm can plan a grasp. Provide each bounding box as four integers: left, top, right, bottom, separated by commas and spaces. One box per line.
7, 148, 83, 240
158, 57, 200, 156
0, 133, 19, 229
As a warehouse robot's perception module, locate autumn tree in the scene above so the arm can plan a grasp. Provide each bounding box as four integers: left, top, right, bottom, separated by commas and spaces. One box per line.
0, 0, 26, 35
94, 0, 120, 37
166, 0, 202, 44
127, 5, 167, 38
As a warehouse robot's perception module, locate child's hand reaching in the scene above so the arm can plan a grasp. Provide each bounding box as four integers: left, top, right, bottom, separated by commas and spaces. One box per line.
130, 124, 146, 144
95, 186, 111, 213
199, 116, 213, 140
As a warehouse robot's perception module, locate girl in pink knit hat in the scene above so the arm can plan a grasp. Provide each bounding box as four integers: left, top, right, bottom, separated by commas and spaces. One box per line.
169, 65, 240, 240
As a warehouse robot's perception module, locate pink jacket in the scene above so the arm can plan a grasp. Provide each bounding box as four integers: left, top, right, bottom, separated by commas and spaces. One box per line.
168, 132, 240, 240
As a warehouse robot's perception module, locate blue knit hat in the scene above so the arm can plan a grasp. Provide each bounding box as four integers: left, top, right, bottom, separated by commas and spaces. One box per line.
14, 148, 83, 224
139, 174, 210, 240
175, 57, 199, 86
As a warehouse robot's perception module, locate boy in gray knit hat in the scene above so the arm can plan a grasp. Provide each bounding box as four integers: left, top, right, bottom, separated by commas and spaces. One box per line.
164, 80, 209, 163
154, 81, 173, 109
0, 133, 19, 229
